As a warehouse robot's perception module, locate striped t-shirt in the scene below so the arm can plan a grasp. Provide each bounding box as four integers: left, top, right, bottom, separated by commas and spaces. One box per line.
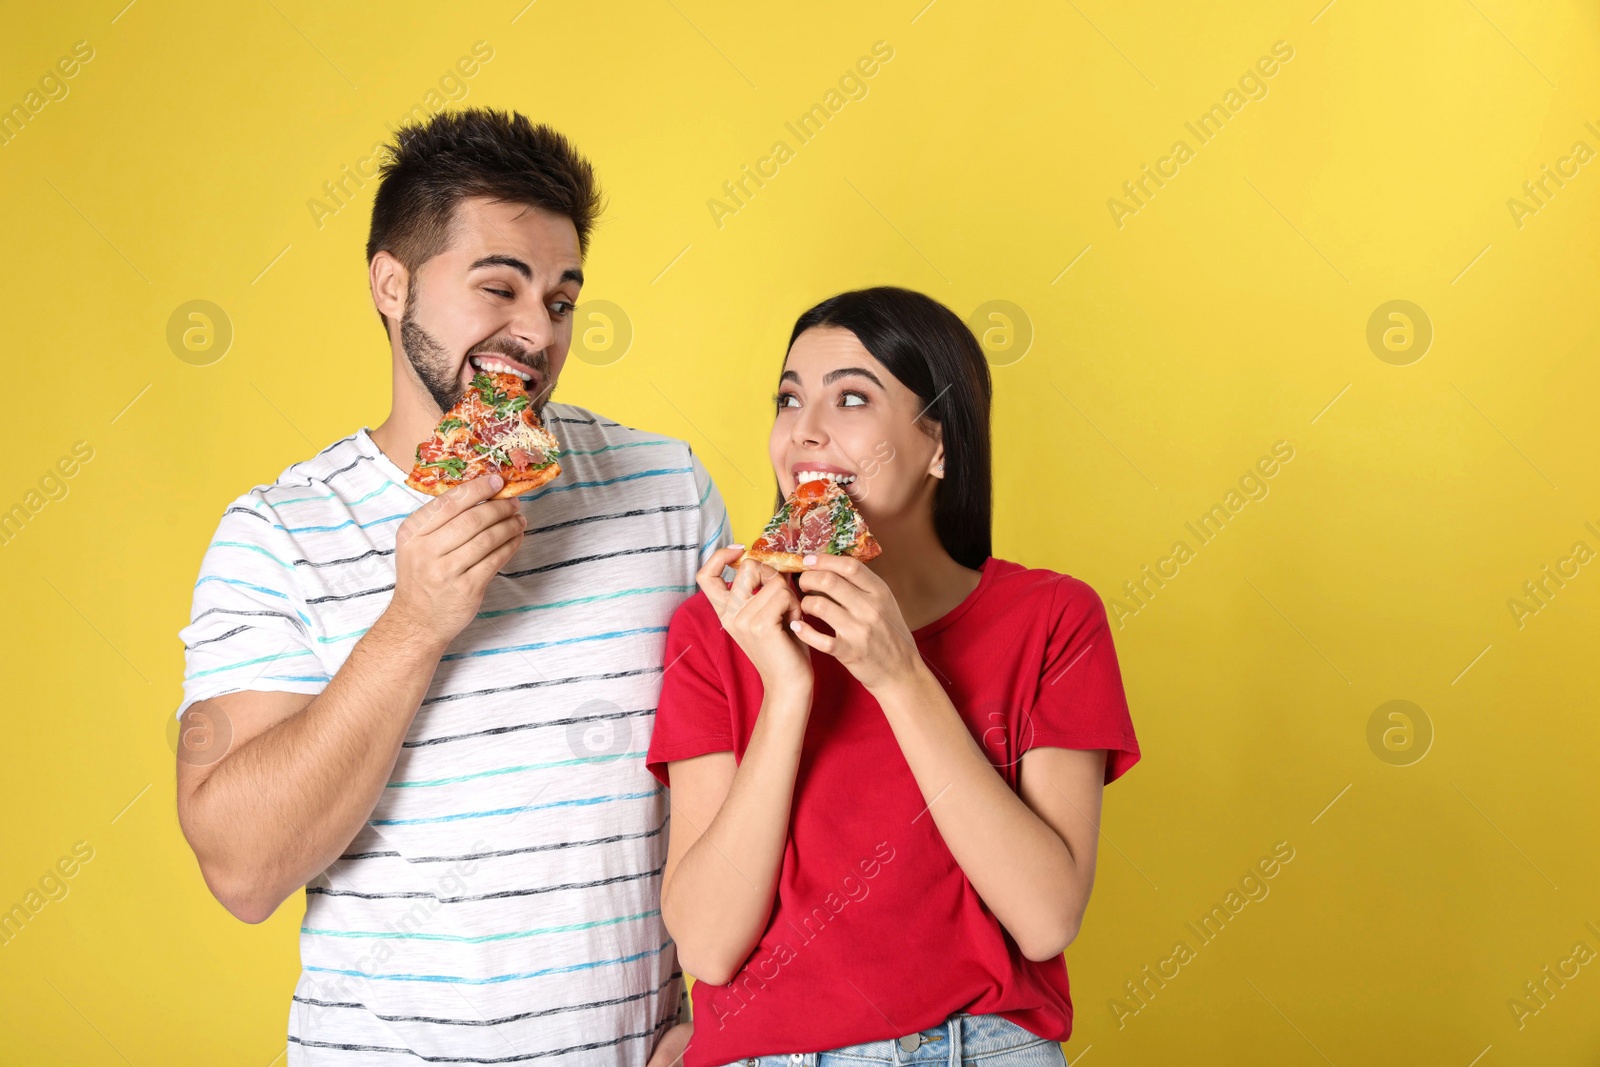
177, 402, 731, 1065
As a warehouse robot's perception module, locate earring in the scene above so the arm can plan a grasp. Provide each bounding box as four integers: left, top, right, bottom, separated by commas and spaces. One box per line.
934, 462, 944, 473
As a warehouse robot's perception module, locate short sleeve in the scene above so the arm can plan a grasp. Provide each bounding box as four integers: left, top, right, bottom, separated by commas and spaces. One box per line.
175, 497, 328, 721
645, 595, 735, 787
689, 448, 732, 565
1024, 576, 1141, 784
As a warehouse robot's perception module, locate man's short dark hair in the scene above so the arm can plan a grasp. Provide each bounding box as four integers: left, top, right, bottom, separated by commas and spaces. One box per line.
366, 107, 603, 332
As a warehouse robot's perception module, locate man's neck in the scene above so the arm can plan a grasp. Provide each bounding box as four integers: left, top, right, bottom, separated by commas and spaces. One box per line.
369, 366, 438, 474
369, 411, 433, 475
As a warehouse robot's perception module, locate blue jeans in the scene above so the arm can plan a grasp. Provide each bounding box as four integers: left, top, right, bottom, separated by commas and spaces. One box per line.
713, 1011, 1068, 1066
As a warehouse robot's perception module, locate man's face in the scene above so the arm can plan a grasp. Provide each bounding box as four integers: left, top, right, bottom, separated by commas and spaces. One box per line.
397, 196, 584, 417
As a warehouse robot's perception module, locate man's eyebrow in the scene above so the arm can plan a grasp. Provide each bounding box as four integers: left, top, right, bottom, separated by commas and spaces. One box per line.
468, 254, 531, 279
467, 256, 584, 288
778, 366, 886, 388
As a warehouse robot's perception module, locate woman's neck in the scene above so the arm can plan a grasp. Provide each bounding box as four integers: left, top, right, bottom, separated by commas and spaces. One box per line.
866, 514, 985, 632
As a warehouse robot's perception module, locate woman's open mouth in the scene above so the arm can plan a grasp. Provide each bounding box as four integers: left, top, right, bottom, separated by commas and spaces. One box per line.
795, 469, 857, 486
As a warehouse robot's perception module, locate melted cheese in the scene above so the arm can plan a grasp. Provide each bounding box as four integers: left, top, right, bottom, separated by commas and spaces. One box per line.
493, 415, 561, 463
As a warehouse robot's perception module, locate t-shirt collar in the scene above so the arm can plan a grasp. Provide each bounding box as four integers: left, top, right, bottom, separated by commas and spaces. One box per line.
911, 555, 998, 639
354, 426, 432, 505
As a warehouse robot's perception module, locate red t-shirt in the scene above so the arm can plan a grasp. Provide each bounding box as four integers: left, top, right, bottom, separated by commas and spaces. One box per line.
645, 556, 1140, 1065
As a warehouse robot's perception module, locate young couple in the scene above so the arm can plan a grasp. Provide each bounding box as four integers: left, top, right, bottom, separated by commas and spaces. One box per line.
174, 106, 1139, 1067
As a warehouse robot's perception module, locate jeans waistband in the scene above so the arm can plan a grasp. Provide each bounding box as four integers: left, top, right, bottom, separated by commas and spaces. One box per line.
736, 1010, 1056, 1067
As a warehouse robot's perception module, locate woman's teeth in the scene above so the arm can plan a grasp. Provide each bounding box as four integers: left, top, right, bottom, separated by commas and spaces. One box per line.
470, 356, 532, 381
796, 470, 856, 485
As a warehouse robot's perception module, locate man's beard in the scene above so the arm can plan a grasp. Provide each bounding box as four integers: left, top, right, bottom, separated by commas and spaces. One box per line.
399, 293, 552, 417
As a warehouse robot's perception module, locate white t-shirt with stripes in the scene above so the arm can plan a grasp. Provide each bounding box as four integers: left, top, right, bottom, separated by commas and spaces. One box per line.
177, 402, 731, 1065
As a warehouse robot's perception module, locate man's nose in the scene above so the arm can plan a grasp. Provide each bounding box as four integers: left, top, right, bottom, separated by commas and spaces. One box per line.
508, 302, 554, 354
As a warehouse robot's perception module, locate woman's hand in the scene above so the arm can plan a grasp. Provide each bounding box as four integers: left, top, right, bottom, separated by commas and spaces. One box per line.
696, 546, 811, 692
790, 553, 921, 692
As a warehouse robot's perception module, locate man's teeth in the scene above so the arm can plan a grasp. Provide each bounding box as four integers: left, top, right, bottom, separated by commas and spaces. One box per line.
470, 356, 532, 381
796, 470, 856, 485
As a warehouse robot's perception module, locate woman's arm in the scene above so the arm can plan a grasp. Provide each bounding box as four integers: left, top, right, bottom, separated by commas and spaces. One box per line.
790, 553, 1107, 961
872, 669, 1105, 961
659, 682, 812, 986
660, 546, 816, 986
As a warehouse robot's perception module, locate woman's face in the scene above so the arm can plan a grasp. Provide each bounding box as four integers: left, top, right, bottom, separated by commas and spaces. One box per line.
769, 326, 943, 523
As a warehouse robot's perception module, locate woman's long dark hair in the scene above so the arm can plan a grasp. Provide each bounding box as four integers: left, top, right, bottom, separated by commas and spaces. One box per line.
785, 286, 992, 570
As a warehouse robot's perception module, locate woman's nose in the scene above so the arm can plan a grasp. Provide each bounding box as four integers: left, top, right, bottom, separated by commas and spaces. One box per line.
791, 406, 826, 447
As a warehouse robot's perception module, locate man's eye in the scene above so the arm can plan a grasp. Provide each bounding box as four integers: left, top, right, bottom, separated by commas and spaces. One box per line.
549, 301, 574, 318
484, 287, 514, 299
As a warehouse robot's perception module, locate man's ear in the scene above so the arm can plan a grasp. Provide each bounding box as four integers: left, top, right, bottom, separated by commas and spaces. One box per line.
370, 251, 409, 337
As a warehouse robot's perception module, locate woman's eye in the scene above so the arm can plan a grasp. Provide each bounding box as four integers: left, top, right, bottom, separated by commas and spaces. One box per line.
773, 392, 799, 410
839, 391, 867, 407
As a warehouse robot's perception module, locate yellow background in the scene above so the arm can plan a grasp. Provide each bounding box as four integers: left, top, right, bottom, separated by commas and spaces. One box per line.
3, 0, 1599, 1063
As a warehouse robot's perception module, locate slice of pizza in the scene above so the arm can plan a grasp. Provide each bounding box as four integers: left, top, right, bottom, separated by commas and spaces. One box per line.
742, 475, 882, 573
406, 371, 562, 500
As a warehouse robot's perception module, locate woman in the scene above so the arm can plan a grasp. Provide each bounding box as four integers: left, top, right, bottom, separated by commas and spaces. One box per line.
644, 287, 1140, 1066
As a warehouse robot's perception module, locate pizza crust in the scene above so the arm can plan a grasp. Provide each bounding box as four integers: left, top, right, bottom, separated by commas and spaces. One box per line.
739, 546, 808, 572
740, 526, 881, 572
406, 460, 562, 499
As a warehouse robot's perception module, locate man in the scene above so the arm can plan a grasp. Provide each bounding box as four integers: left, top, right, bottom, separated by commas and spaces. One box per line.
175, 108, 722, 1065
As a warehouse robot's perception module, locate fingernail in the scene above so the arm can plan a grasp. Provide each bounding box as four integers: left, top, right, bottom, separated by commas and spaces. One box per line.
489, 474, 504, 490
789, 620, 801, 631
802, 555, 817, 565
730, 543, 744, 550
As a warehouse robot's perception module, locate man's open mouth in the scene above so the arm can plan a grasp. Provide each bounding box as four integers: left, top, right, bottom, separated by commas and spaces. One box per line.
468, 352, 536, 382
465, 353, 547, 403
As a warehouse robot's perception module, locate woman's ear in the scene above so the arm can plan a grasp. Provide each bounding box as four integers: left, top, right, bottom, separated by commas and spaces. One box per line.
929, 429, 946, 480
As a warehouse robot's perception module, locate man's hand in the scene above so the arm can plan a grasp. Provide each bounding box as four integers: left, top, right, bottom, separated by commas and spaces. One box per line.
387, 473, 525, 645
646, 1021, 692, 1067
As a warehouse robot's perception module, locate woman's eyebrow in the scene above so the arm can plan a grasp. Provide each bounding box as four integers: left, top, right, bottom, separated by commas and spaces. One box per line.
779, 366, 884, 388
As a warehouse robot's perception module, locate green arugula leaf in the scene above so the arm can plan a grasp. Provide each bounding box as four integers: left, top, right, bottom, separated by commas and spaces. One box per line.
419, 457, 467, 478
493, 393, 530, 419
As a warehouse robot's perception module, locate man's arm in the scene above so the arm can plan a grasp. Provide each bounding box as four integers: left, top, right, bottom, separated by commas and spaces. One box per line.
175, 617, 449, 922
175, 473, 525, 923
